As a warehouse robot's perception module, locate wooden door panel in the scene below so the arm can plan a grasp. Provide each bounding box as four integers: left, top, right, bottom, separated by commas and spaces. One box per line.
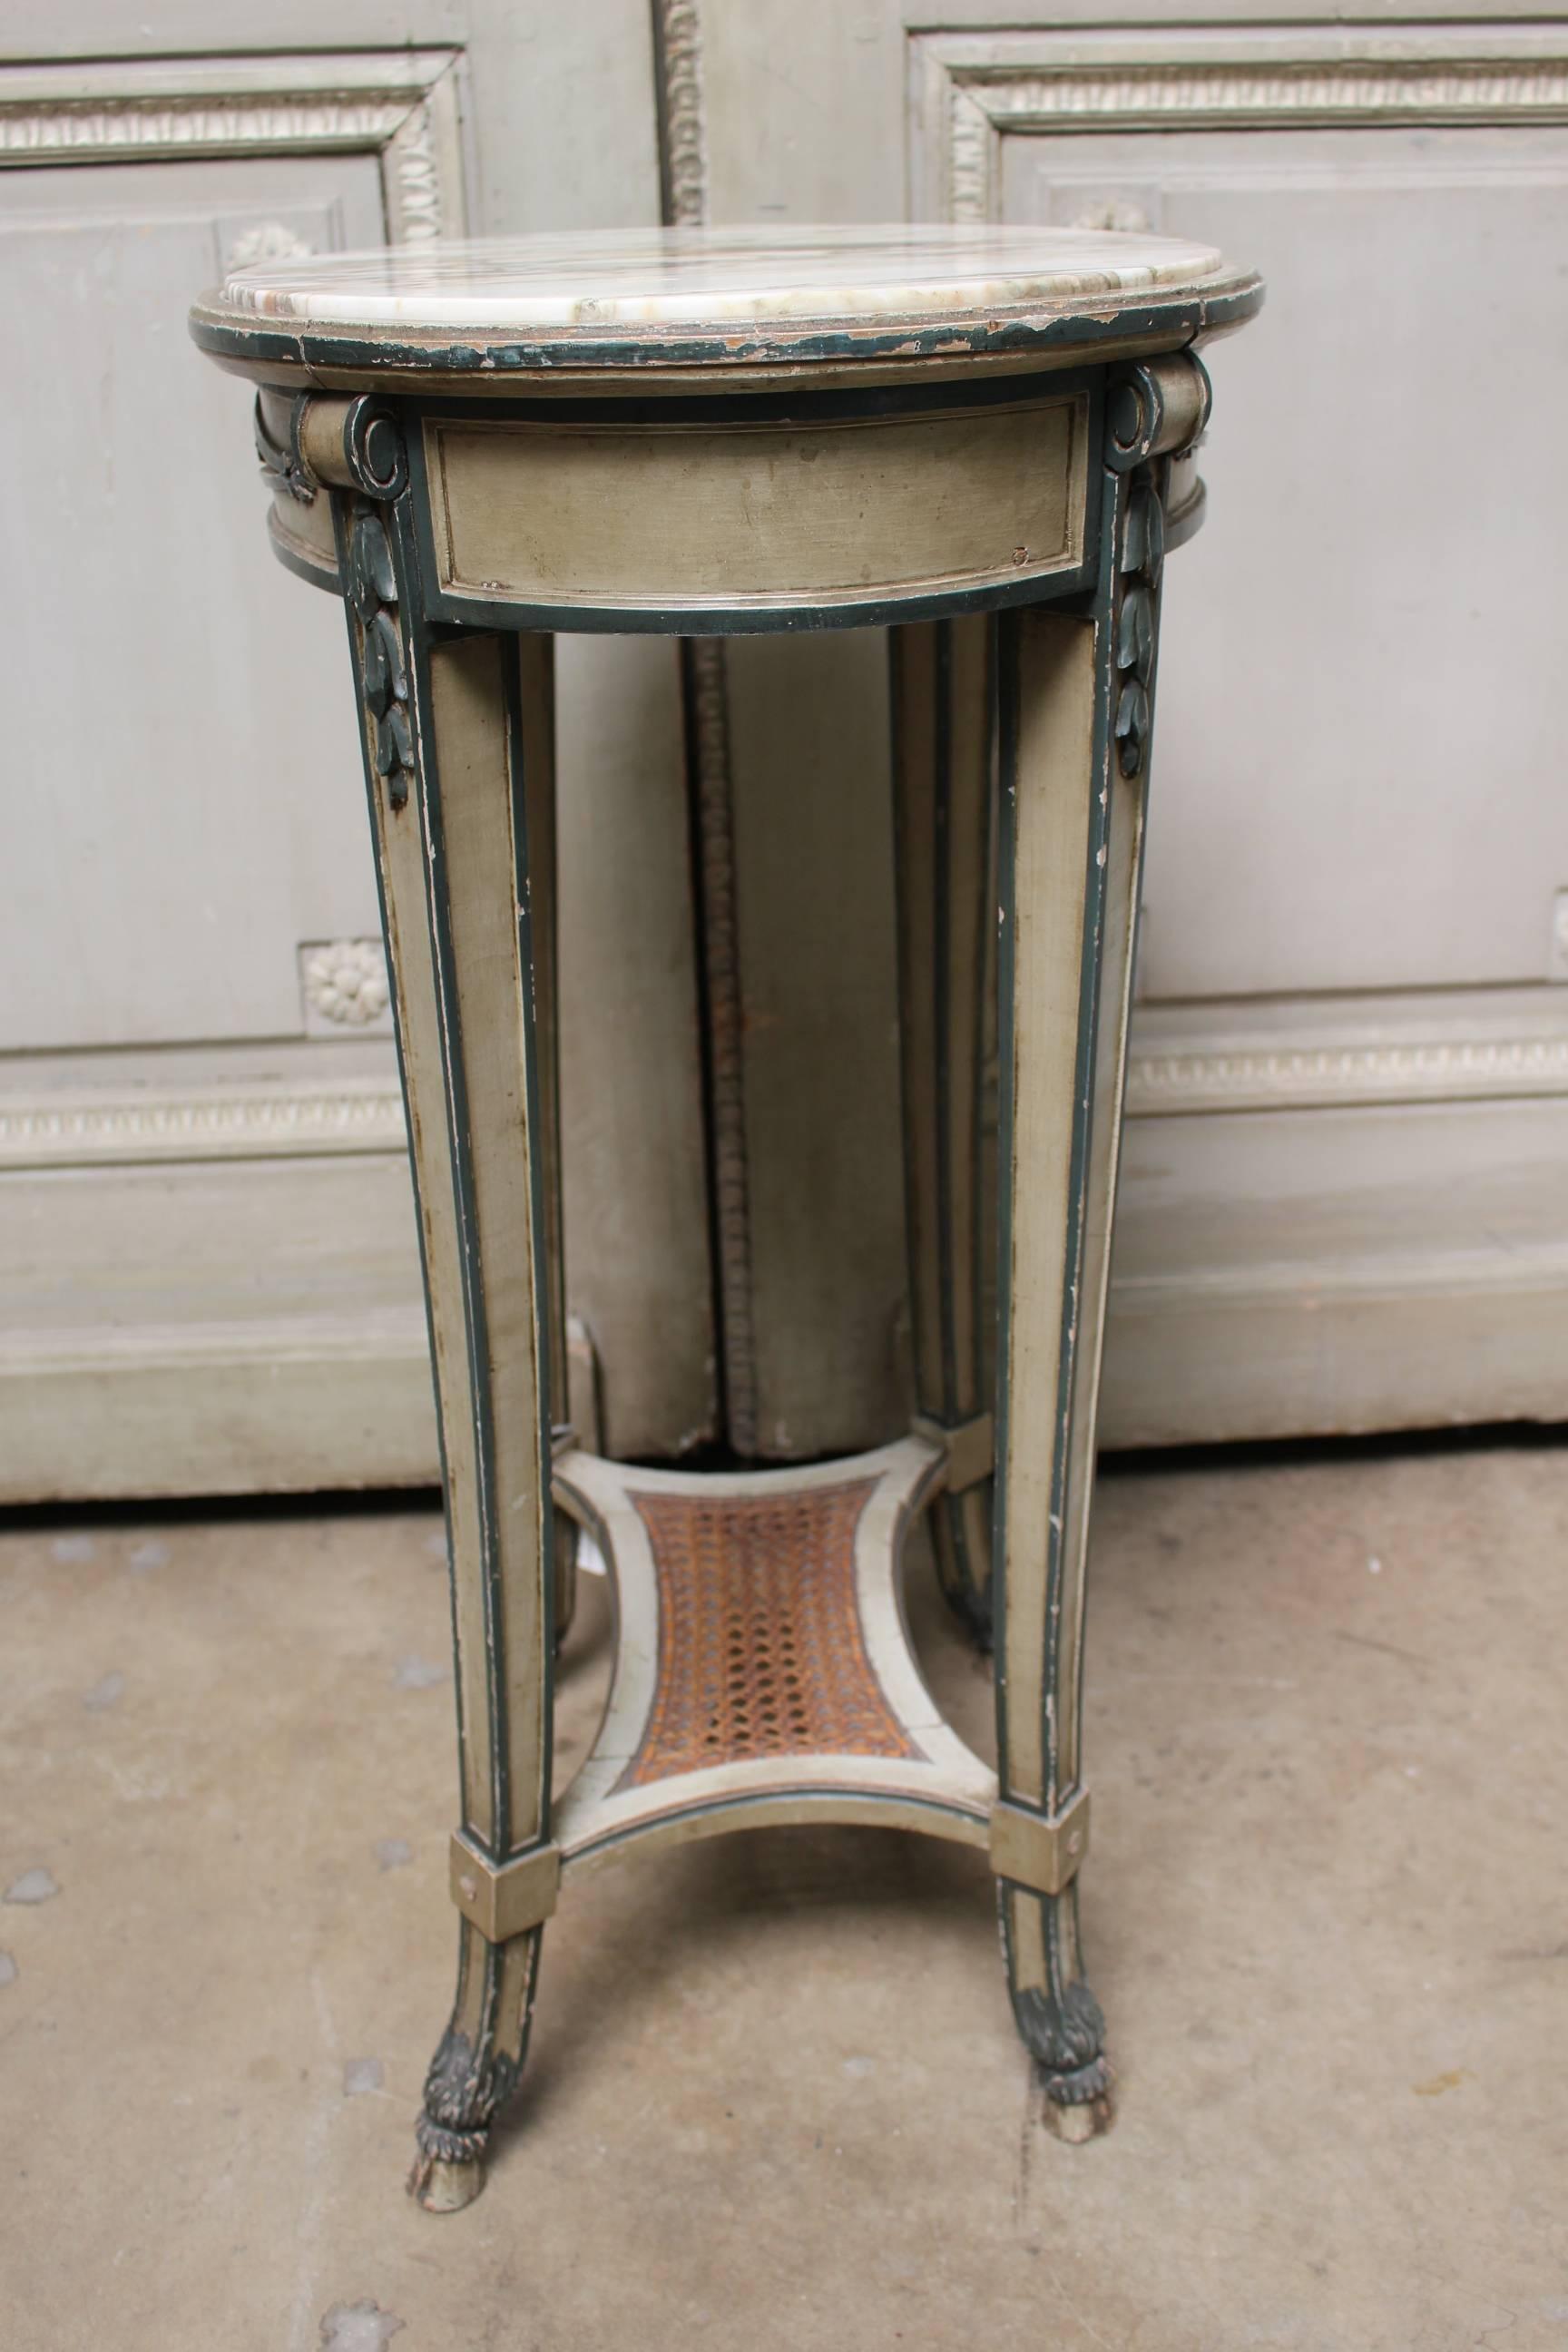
0, 156, 386, 1050
1004, 122, 1568, 998
0, 27, 717, 1491
656, 2, 1568, 1449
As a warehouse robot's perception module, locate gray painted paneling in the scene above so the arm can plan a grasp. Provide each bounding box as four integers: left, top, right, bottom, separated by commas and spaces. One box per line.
1, 157, 386, 1050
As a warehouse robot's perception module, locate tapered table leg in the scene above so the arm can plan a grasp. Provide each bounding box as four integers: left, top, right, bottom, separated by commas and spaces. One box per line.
337, 462, 563, 2210
514, 635, 582, 1646
991, 383, 1178, 2130
890, 614, 999, 1642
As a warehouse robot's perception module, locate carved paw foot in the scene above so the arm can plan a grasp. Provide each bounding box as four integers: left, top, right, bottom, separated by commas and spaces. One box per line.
407, 2023, 516, 2213
1016, 1979, 1113, 2133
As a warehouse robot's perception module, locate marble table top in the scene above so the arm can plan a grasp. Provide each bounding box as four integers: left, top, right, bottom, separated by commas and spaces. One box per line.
191, 223, 1262, 385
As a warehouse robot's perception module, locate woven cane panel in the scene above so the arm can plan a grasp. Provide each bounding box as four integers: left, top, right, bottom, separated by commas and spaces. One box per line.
620, 1479, 916, 1788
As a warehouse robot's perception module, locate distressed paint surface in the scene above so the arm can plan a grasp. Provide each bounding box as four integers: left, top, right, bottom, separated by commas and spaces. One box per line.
193, 226, 1244, 2196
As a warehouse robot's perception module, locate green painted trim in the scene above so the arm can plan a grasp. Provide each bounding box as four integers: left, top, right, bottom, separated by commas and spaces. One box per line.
888, 613, 999, 1638
333, 489, 465, 1803
1034, 456, 1124, 1814
988, 430, 1119, 1813
352, 482, 560, 1857
189, 277, 1264, 379
400, 545, 518, 1852
404, 366, 1102, 430
970, 615, 1000, 1433
932, 618, 958, 1419
887, 622, 924, 1398
420, 564, 1100, 642
499, 629, 564, 1840
990, 605, 1023, 1784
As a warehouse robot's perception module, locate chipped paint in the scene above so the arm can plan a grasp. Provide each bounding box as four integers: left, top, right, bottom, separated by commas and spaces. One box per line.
190, 270, 1264, 392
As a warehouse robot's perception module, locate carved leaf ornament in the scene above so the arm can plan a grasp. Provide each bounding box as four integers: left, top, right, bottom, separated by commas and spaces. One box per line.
1113, 484, 1162, 778
253, 397, 315, 507
349, 505, 414, 810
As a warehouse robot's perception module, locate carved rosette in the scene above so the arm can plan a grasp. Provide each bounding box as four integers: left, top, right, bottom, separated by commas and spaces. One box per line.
227, 220, 315, 273
301, 937, 390, 1027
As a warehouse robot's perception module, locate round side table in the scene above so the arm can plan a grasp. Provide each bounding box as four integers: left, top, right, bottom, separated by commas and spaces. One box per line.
191, 225, 1263, 2210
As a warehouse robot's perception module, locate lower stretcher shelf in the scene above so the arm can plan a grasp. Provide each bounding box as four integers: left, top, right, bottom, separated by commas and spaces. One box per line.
550, 1437, 997, 1877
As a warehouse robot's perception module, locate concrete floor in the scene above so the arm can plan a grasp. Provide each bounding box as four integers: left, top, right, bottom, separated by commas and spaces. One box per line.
2, 1438, 1565, 2351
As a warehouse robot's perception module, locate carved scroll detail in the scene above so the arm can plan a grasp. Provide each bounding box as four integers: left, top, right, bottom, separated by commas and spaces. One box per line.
1102, 355, 1209, 780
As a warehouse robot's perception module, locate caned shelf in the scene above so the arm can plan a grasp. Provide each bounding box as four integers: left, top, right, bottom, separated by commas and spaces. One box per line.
550, 1437, 996, 1878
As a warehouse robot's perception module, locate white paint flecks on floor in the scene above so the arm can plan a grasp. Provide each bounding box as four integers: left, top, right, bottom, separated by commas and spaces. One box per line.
1, 1441, 1565, 2352
4, 1867, 59, 1906
318, 2303, 405, 2352
390, 1655, 448, 1692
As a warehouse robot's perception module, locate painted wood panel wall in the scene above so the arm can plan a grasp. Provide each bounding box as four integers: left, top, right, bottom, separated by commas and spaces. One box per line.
5, 0, 1566, 1501
690, 0, 1568, 1455
0, 13, 716, 1494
